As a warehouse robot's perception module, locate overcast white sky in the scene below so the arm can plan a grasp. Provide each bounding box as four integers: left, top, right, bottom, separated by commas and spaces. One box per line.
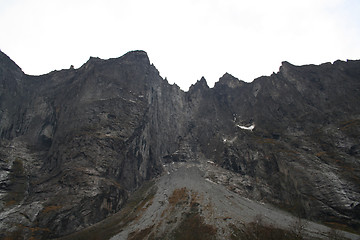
0, 0, 359, 90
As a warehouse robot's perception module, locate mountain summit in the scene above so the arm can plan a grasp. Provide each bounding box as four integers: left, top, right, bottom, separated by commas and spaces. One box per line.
0, 50, 360, 239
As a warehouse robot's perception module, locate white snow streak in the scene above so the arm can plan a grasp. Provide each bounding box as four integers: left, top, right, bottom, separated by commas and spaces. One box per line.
236, 124, 255, 131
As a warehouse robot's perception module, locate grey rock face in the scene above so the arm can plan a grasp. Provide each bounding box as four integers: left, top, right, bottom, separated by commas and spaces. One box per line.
0, 49, 359, 239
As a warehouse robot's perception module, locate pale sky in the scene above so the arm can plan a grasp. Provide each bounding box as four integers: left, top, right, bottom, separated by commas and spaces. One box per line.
1, 0, 359, 90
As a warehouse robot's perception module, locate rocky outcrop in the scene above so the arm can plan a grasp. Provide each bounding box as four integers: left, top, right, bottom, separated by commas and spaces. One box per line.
187, 61, 360, 227
0, 49, 359, 239
0, 50, 187, 238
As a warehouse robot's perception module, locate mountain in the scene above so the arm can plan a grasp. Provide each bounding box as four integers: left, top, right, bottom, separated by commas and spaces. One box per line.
0, 50, 359, 239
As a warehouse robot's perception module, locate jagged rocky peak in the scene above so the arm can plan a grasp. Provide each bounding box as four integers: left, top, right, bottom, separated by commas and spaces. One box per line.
215, 72, 244, 89
81, 50, 150, 71
87, 56, 103, 63
188, 76, 209, 92
0, 50, 23, 78
278, 60, 295, 75
280, 60, 294, 68
279, 59, 355, 76
0, 50, 20, 69
119, 50, 150, 65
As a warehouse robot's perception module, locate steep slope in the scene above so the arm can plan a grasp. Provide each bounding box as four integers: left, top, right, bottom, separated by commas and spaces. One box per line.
0, 50, 359, 239
60, 160, 360, 240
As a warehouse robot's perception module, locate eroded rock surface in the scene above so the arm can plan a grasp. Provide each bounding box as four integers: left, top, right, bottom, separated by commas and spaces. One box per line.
0, 50, 359, 239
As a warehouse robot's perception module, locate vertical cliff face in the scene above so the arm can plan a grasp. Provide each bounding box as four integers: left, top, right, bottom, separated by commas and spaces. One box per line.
0, 50, 189, 238
0, 51, 26, 139
183, 61, 360, 231
0, 50, 360, 239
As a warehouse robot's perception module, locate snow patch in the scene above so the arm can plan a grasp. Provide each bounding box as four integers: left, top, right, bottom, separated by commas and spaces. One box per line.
236, 124, 255, 131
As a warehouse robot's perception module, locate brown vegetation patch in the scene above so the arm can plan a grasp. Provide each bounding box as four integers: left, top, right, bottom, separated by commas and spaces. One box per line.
315, 151, 326, 157
256, 138, 278, 144
42, 205, 63, 213
1, 224, 52, 240
4, 200, 17, 207
229, 219, 303, 240
18, 224, 51, 233
169, 187, 189, 206
339, 119, 360, 131
172, 211, 217, 240
128, 225, 154, 240
324, 221, 360, 235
